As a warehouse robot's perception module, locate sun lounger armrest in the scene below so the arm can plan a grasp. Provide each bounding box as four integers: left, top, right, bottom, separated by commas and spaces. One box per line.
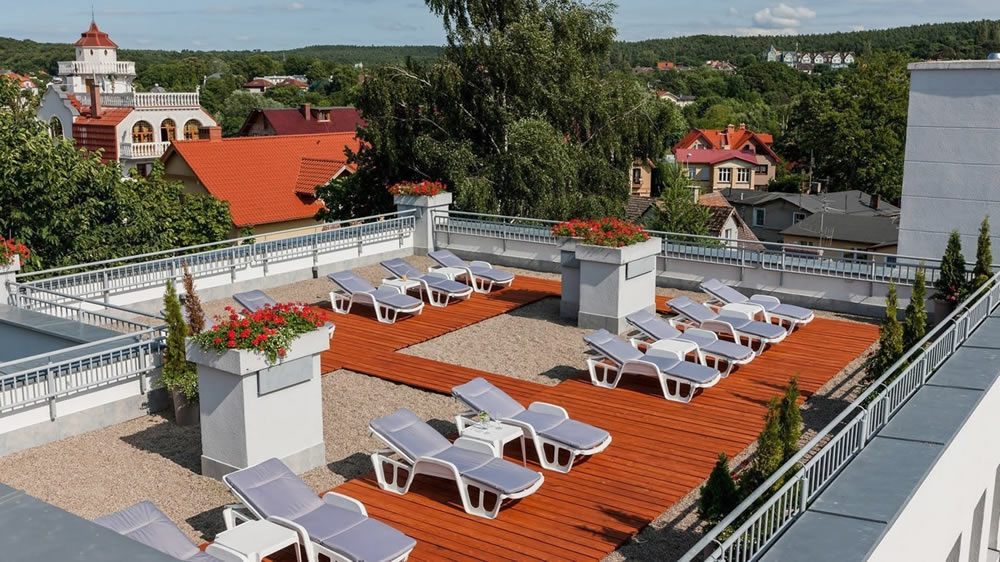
683, 327, 719, 343
321, 491, 368, 516
453, 437, 499, 457
265, 515, 316, 562
749, 294, 781, 307
470, 260, 492, 269
206, 542, 253, 562
527, 402, 569, 420
423, 271, 448, 281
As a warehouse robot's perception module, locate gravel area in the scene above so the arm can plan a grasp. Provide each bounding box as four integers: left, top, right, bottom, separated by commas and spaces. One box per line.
0, 370, 461, 544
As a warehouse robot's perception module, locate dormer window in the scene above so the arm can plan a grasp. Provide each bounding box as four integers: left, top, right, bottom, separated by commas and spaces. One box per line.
104, 49, 108, 55
90, 49, 94, 55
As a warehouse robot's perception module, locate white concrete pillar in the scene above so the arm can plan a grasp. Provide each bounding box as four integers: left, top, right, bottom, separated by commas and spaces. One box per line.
394, 192, 453, 254
0, 255, 22, 306
576, 237, 662, 333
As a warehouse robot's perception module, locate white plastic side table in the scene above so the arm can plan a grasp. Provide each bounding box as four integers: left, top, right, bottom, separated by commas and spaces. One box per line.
719, 302, 766, 321
381, 277, 423, 298
458, 420, 528, 467
648, 338, 703, 365
211, 519, 302, 562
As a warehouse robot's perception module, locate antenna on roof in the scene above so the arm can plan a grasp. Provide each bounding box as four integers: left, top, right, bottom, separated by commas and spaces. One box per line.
91, 5, 95, 24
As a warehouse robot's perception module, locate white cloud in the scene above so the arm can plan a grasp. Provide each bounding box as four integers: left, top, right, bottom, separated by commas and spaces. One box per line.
728, 7, 740, 16
732, 26, 800, 36
753, 3, 816, 29
850, 24, 865, 31
289, 2, 305, 9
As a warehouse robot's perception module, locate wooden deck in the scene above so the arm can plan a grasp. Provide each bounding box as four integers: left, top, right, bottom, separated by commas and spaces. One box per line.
270, 277, 878, 561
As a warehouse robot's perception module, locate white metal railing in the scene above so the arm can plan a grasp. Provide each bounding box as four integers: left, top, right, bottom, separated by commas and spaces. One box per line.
119, 141, 171, 160
431, 210, 948, 286
6, 283, 160, 333
14, 211, 416, 304
57, 60, 135, 76
680, 271, 1000, 562
76, 91, 200, 108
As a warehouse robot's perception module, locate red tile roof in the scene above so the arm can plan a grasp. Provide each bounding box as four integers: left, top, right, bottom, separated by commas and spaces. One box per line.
294, 157, 352, 196
69, 102, 133, 163
74, 21, 118, 48
239, 107, 365, 136
243, 79, 274, 88
165, 133, 361, 227
676, 149, 758, 166
674, 127, 777, 161
3, 73, 35, 88
277, 78, 308, 88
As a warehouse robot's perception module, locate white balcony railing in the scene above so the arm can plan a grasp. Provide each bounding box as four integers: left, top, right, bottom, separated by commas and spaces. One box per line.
119, 141, 171, 160
76, 91, 201, 109
57, 60, 136, 76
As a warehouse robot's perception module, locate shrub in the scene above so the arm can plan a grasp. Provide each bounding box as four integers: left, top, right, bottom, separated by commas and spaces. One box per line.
161, 280, 199, 401
933, 231, 968, 303
865, 282, 904, 381
778, 376, 802, 462
193, 303, 327, 363
698, 453, 740, 525
972, 216, 992, 289
741, 397, 784, 493
1, 236, 30, 266
181, 263, 206, 335
551, 217, 650, 248
388, 180, 448, 197
903, 265, 927, 347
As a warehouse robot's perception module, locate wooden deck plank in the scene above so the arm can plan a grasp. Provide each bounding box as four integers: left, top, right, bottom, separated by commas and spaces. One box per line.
256, 277, 876, 561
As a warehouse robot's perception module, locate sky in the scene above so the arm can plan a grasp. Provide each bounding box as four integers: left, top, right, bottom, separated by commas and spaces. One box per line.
1, 0, 997, 51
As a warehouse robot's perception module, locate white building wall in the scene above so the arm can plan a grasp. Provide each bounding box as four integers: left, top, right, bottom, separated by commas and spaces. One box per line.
898, 60, 1000, 262
36, 87, 77, 139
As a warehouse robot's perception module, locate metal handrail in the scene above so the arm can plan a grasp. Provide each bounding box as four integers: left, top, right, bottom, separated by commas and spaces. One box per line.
7, 282, 166, 323
679, 270, 1000, 562
0, 328, 161, 372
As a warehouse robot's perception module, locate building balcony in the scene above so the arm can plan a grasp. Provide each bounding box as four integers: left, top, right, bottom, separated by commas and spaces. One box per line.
77, 91, 201, 109
119, 141, 171, 160
57, 60, 136, 76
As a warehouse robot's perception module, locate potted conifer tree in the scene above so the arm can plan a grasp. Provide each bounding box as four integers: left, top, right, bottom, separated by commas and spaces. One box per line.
932, 231, 969, 324
162, 280, 200, 426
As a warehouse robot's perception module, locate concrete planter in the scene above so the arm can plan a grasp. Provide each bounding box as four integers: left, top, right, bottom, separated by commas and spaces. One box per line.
185, 328, 330, 480
394, 192, 453, 253
0, 254, 20, 305
575, 237, 662, 333
557, 237, 581, 320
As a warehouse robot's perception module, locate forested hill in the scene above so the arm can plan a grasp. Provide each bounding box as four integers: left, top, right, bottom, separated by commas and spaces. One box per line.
613, 20, 1000, 66
1, 19, 998, 75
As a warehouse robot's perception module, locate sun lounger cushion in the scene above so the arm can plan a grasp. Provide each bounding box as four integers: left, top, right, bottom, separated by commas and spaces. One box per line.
703, 279, 813, 322
329, 272, 424, 309
627, 310, 682, 341
225, 458, 416, 562
629, 310, 752, 362
452, 377, 526, 419
427, 250, 466, 269
94, 501, 217, 562
669, 296, 718, 324
750, 297, 813, 321
720, 314, 787, 340
371, 409, 541, 495
583, 329, 644, 363
428, 250, 515, 283
233, 290, 277, 313
585, 329, 719, 384
380, 258, 424, 278
328, 272, 376, 294
679, 330, 754, 360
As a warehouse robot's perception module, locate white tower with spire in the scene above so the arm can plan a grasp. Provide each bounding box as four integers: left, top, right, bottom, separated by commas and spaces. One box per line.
59, 19, 136, 95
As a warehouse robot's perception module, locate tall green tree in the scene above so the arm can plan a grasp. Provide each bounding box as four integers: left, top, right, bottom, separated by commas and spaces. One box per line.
778, 376, 802, 462
972, 216, 992, 288
698, 453, 740, 525
318, 0, 675, 221
741, 397, 785, 493
217, 90, 284, 136
903, 266, 927, 348
647, 190, 711, 237
866, 283, 904, 381
933, 231, 969, 304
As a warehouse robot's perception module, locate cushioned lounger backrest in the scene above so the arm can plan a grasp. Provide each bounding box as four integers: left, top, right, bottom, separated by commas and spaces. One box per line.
94, 501, 204, 561
369, 408, 452, 460
327, 271, 375, 294
626, 310, 681, 341
701, 279, 748, 304
583, 329, 643, 364
428, 250, 466, 268
233, 290, 278, 313
224, 458, 324, 521
668, 296, 716, 324
381, 258, 422, 279
452, 377, 525, 419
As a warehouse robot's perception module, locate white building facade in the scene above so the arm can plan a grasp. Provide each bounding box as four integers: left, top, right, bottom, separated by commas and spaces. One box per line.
36, 21, 216, 175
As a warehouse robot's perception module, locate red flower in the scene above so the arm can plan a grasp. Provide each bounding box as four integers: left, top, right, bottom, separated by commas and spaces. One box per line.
226, 340, 237, 348
226, 330, 236, 339
278, 348, 286, 356
213, 337, 223, 345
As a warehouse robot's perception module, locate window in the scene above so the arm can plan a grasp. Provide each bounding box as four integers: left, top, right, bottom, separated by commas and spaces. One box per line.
131, 121, 154, 143
755, 164, 769, 175
687, 166, 697, 179
792, 212, 806, 224
160, 118, 177, 142
632, 167, 642, 185
718, 168, 732, 183
753, 208, 766, 226
724, 228, 734, 239
49, 117, 63, 138
183, 120, 201, 140
737, 168, 750, 183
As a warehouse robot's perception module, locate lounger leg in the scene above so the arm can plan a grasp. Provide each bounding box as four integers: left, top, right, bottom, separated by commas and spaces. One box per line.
586, 358, 623, 389
533, 437, 578, 473
370, 452, 416, 495
329, 292, 353, 315
658, 375, 696, 403
456, 478, 504, 519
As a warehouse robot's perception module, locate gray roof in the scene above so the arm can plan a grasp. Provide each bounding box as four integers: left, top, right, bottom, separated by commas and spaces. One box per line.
724, 190, 900, 217
780, 213, 899, 246
761, 311, 1000, 561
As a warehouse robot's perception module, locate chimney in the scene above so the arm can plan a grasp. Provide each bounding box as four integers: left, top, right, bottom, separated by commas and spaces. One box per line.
300, 103, 311, 120
871, 193, 881, 210
739, 123, 746, 130
726, 123, 735, 135
86, 78, 101, 117
198, 126, 223, 141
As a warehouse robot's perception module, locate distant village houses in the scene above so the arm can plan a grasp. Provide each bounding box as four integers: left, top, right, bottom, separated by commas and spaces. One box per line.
764, 45, 855, 73
657, 90, 696, 107
2, 72, 38, 95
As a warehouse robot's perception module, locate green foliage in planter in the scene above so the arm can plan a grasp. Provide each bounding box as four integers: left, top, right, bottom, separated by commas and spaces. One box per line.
162, 280, 199, 401
778, 376, 802, 462
972, 216, 992, 289
933, 231, 968, 303
698, 453, 740, 525
865, 282, 904, 382
903, 265, 927, 348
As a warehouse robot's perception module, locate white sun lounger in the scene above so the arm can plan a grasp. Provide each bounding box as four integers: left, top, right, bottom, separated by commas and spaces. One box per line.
94, 501, 248, 562
427, 249, 514, 293
700, 278, 815, 329
452, 377, 611, 473
667, 296, 787, 355
380, 258, 474, 307
222, 458, 416, 562
327, 271, 424, 324
626, 310, 754, 376
583, 329, 722, 403
369, 408, 544, 519
233, 289, 335, 338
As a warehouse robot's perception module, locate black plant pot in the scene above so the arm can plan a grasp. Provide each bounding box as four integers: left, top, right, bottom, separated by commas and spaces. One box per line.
171, 389, 200, 426
933, 299, 956, 327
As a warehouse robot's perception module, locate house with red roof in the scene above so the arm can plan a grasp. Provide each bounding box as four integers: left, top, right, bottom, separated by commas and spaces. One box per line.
242, 79, 274, 94
238, 104, 364, 136
673, 123, 780, 189
36, 20, 216, 175
674, 149, 759, 192
2, 72, 37, 95
161, 131, 359, 237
